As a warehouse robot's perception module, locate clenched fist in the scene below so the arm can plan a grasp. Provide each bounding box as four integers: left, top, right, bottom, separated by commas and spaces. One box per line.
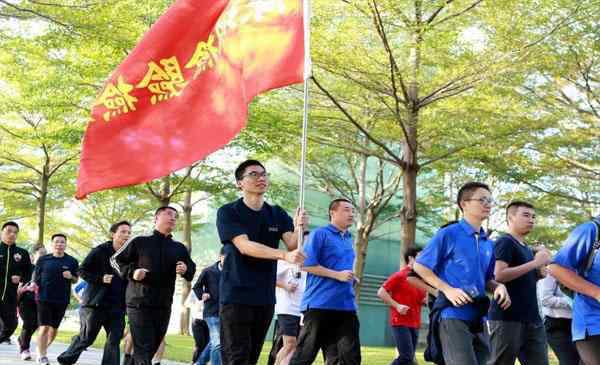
103, 274, 114, 284
133, 268, 148, 281
176, 261, 187, 275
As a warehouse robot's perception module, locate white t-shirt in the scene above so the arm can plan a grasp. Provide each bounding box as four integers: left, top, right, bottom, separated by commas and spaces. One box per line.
184, 290, 204, 321
275, 260, 306, 317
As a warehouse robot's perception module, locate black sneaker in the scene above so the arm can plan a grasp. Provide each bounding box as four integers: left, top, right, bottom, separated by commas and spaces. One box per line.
122, 354, 133, 365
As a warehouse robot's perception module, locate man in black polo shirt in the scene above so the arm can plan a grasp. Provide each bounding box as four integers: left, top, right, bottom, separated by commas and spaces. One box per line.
34, 233, 79, 365
57, 221, 131, 365
111, 206, 196, 365
0, 221, 31, 346
487, 201, 552, 365
193, 248, 224, 365
216, 159, 307, 365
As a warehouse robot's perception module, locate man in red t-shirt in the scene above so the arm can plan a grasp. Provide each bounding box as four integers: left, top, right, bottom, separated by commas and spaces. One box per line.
378, 248, 426, 365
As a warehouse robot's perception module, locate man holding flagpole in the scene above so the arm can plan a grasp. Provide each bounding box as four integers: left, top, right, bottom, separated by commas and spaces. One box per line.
216, 160, 308, 365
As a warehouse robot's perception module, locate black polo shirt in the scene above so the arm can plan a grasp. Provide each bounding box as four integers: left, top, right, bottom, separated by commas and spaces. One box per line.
488, 234, 541, 323
34, 253, 79, 305
216, 198, 294, 306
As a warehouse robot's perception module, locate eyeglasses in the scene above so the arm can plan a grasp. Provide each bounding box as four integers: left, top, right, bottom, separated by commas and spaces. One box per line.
242, 171, 269, 180
465, 197, 495, 206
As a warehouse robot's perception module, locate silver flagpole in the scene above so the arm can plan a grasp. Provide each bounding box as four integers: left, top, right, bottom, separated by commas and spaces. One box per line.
296, 0, 311, 277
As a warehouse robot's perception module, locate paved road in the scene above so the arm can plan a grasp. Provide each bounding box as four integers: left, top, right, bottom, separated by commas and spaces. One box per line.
0, 339, 186, 365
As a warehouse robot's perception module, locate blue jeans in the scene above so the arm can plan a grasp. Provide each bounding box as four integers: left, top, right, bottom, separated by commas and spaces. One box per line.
390, 326, 418, 365
197, 316, 221, 365
197, 342, 211, 365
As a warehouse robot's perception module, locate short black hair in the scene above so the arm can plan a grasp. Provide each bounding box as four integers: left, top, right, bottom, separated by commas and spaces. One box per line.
154, 206, 178, 216
2, 221, 19, 232
506, 201, 535, 220
456, 182, 491, 212
51, 233, 67, 241
328, 198, 353, 220
110, 220, 131, 234
234, 159, 265, 181
403, 247, 422, 264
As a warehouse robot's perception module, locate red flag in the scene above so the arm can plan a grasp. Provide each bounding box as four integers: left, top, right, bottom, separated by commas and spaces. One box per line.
76, 0, 305, 199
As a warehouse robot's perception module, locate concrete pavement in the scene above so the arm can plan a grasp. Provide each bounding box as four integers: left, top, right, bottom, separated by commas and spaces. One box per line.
0, 338, 187, 365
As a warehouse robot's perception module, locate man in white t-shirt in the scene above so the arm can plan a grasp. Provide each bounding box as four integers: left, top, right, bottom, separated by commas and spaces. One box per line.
271, 259, 307, 365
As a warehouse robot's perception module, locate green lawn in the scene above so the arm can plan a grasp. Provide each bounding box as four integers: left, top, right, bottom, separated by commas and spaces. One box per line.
54, 330, 559, 364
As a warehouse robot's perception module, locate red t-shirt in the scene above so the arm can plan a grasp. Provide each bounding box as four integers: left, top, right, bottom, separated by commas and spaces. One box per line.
382, 266, 426, 328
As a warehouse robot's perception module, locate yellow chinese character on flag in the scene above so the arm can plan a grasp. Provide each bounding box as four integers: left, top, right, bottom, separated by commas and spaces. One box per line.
94, 76, 138, 122
137, 57, 188, 104
185, 35, 219, 78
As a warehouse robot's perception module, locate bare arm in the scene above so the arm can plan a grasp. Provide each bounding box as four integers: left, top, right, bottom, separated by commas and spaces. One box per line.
486, 279, 511, 309
548, 264, 600, 300
412, 263, 451, 293
495, 249, 551, 283
281, 208, 308, 251
377, 287, 396, 306
407, 276, 438, 297
303, 265, 351, 282
486, 279, 501, 292
232, 234, 303, 264
281, 230, 300, 251
494, 260, 539, 283
413, 262, 473, 306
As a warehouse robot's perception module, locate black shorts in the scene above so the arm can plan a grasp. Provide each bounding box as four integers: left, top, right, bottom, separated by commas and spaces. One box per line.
37, 301, 67, 328
277, 314, 301, 337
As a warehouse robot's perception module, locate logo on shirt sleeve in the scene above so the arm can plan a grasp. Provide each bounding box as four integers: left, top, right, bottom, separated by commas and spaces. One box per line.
62, 265, 69, 270
268, 227, 279, 232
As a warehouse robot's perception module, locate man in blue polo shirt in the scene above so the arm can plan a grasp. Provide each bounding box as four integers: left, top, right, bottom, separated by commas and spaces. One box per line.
289, 198, 360, 365
549, 215, 600, 365
413, 182, 511, 365
216, 160, 307, 365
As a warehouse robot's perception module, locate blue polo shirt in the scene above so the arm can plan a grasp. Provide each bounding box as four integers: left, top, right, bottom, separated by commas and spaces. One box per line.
416, 219, 495, 321
552, 219, 600, 341
301, 224, 357, 312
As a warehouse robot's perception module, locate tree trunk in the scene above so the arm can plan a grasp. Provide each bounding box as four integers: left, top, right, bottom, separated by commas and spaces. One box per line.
399, 1, 422, 264
399, 110, 420, 261
353, 229, 370, 301
400, 156, 418, 257
400, 106, 419, 259
35, 164, 50, 250
159, 176, 171, 206
179, 183, 193, 335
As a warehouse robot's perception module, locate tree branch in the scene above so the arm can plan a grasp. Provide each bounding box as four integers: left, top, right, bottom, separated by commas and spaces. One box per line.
312, 76, 406, 168
0, 0, 72, 29
425, 0, 454, 24
430, 0, 483, 28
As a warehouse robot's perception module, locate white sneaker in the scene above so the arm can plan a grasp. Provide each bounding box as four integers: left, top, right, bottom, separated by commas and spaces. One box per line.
21, 350, 32, 360
36, 355, 49, 364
